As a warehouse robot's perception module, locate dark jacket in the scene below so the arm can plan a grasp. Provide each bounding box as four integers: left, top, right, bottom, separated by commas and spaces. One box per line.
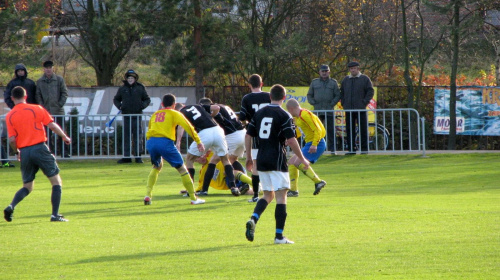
340, 73, 374, 109
36, 73, 68, 115
113, 81, 151, 114
307, 77, 341, 110
3, 64, 37, 109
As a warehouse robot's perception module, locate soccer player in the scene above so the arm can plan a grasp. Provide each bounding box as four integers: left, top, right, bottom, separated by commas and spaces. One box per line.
3, 86, 71, 222
145, 94, 206, 205
239, 74, 271, 202
177, 102, 240, 196
244, 84, 309, 244
194, 150, 254, 195
197, 98, 247, 196
286, 99, 327, 197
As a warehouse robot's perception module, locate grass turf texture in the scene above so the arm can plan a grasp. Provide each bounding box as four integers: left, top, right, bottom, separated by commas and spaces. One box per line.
0, 154, 498, 279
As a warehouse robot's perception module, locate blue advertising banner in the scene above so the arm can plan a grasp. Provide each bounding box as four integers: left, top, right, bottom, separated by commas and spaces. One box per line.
434, 86, 500, 135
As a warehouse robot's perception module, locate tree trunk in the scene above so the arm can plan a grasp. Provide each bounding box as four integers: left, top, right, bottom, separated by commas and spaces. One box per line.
496, 45, 500, 86
401, 0, 414, 108
193, 0, 204, 101
448, 0, 460, 150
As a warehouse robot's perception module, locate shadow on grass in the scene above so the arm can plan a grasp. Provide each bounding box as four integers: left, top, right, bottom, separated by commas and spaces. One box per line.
73, 243, 265, 264
21, 195, 249, 220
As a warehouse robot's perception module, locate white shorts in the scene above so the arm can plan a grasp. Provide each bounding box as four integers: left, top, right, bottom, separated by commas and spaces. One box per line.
226, 129, 246, 158
259, 171, 290, 192
188, 126, 228, 157
251, 149, 258, 160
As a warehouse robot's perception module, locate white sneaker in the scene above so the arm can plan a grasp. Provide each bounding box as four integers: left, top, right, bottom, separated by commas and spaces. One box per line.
248, 197, 259, 203
190, 198, 205, 205
274, 237, 294, 244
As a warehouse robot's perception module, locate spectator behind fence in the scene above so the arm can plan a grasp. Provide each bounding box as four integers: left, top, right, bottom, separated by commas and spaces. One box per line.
4, 63, 37, 109
339, 61, 374, 155
307, 64, 340, 154
113, 69, 151, 164
35, 60, 70, 158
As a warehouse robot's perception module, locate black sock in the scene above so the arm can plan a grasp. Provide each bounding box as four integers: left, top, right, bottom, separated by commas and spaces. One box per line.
275, 204, 287, 239
251, 175, 260, 198
188, 168, 195, 181
232, 160, 244, 172
224, 164, 236, 188
202, 163, 216, 192
251, 199, 268, 224
11, 187, 30, 208
51, 185, 62, 216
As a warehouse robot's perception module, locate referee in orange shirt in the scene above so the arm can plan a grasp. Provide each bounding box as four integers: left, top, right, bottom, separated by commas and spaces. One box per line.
3, 86, 71, 222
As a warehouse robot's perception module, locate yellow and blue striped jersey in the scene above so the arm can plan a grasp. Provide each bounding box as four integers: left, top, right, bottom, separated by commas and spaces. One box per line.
294, 109, 326, 146
147, 108, 201, 144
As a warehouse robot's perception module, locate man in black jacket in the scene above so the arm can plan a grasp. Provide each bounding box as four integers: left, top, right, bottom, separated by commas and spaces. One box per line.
2, 64, 37, 167
3, 64, 37, 109
113, 69, 151, 164
340, 61, 374, 155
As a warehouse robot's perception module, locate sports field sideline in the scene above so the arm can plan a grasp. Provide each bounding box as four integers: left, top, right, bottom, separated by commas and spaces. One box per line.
0, 153, 498, 279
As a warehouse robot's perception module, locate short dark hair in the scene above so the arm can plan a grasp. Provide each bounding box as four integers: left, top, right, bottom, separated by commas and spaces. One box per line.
270, 84, 286, 101
199, 98, 213, 105
162, 94, 176, 107
248, 74, 262, 89
12, 86, 26, 100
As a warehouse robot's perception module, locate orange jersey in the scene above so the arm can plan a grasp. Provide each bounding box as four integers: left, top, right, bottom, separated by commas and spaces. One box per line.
6, 103, 54, 148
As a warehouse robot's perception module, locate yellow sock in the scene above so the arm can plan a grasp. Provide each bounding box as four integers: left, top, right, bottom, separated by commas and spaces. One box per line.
147, 169, 160, 198
235, 171, 252, 185
289, 165, 299, 192
298, 163, 321, 184
181, 172, 197, 200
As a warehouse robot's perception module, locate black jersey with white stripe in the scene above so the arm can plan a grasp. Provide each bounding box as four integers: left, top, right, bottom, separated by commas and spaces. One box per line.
239, 91, 271, 122
180, 104, 217, 132
213, 104, 244, 135
246, 104, 295, 172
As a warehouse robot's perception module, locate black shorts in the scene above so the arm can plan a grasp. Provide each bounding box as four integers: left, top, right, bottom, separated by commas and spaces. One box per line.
20, 143, 60, 183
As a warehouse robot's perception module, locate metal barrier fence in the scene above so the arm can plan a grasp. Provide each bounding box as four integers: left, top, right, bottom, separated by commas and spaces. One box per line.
311, 108, 423, 154
0, 108, 424, 161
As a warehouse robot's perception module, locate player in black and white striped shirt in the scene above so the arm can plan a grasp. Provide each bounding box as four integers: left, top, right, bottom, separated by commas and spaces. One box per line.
239, 74, 271, 202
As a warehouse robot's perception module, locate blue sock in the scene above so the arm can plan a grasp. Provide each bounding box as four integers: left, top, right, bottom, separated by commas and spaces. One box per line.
251, 199, 268, 224
11, 187, 30, 208
275, 204, 287, 239
51, 185, 62, 216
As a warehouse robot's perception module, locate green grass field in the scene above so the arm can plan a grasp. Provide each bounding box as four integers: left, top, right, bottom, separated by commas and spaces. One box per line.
0, 154, 499, 279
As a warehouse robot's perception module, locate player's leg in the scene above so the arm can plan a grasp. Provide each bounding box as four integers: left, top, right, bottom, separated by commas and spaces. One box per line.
274, 188, 293, 244
246, 171, 274, 242
4, 181, 33, 222
186, 136, 204, 180
250, 148, 260, 202
272, 171, 293, 244
35, 143, 67, 222
287, 155, 300, 197
200, 155, 219, 193
220, 155, 239, 196
176, 165, 204, 205
4, 145, 39, 222
296, 141, 327, 195
47, 174, 67, 221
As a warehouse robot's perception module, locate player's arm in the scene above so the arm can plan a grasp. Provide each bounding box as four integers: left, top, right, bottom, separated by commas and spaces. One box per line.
176, 114, 204, 152
244, 134, 253, 171
306, 112, 323, 153
8, 136, 20, 161
287, 137, 309, 169
209, 105, 220, 117
48, 122, 71, 144
175, 125, 184, 151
